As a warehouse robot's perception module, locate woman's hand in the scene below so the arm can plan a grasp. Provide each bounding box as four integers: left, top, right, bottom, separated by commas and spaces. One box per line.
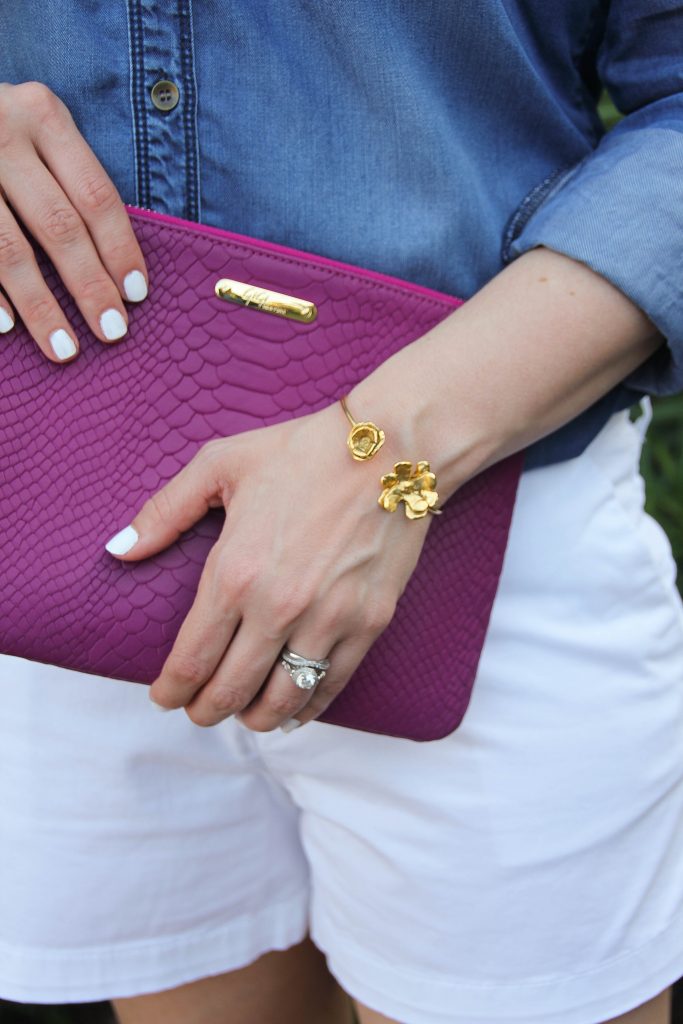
0, 81, 148, 362
104, 400, 433, 730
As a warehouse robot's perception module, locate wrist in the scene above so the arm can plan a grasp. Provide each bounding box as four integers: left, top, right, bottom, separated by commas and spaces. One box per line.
343, 352, 495, 507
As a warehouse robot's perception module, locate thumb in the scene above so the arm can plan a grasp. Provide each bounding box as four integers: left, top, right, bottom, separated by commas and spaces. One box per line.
103, 447, 226, 561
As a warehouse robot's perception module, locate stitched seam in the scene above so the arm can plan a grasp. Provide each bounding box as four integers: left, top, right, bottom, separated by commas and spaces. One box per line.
127, 0, 150, 208
0, 886, 309, 962
125, 2, 139, 204
133, 217, 457, 312
320, 908, 683, 991
177, 0, 199, 221
500, 161, 583, 265
186, 0, 201, 220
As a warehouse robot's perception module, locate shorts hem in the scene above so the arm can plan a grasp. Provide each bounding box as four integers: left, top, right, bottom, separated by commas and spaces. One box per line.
0, 886, 309, 1004
313, 907, 683, 1024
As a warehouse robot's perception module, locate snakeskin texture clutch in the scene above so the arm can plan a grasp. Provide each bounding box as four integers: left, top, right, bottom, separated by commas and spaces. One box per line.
0, 205, 524, 740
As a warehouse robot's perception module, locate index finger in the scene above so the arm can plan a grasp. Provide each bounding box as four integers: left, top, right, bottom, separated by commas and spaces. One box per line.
32, 97, 149, 303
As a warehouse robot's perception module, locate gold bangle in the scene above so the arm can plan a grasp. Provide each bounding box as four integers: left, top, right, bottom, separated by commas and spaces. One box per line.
339, 395, 443, 519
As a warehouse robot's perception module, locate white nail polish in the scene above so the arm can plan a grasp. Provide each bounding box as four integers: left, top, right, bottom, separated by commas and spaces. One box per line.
49, 329, 77, 360
280, 719, 302, 734
100, 308, 127, 340
105, 524, 139, 555
123, 270, 148, 302
0, 308, 14, 333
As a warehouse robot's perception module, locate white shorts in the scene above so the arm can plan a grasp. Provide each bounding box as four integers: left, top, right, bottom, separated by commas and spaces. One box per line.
2, 399, 683, 1024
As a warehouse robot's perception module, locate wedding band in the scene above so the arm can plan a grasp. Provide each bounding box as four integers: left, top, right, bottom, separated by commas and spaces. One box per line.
281, 648, 331, 670
280, 647, 331, 691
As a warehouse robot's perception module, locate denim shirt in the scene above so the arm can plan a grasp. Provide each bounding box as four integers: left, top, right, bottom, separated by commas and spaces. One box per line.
2, 1, 682, 470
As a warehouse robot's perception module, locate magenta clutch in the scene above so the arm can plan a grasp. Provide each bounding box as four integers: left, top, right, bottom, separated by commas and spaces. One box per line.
0, 205, 524, 741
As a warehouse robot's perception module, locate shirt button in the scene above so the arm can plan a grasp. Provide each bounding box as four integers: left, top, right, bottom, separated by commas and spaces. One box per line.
150, 79, 180, 112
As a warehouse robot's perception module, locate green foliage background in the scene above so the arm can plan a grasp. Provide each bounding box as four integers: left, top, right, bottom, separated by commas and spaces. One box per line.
639, 394, 683, 590
1, 91, 682, 1024
599, 89, 683, 591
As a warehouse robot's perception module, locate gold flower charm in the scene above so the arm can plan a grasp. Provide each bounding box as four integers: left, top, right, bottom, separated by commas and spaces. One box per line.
340, 395, 385, 460
378, 461, 442, 519
347, 421, 385, 460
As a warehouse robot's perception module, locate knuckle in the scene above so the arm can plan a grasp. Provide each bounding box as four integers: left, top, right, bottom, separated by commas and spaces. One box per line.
77, 174, 119, 215
363, 598, 397, 635
315, 595, 352, 635
223, 561, 259, 602
17, 81, 58, 114
199, 438, 223, 458
19, 82, 67, 134
195, 439, 223, 473
0, 114, 13, 151
265, 690, 304, 720
185, 708, 218, 729
41, 201, 83, 247
106, 236, 141, 268
23, 294, 56, 324
78, 274, 115, 303
235, 710, 269, 732
165, 649, 210, 689
196, 440, 230, 484
266, 592, 307, 634
271, 573, 318, 623
207, 684, 248, 715
143, 487, 175, 529
0, 229, 30, 269
0, 86, 17, 149
192, 446, 219, 486
0, 84, 61, 148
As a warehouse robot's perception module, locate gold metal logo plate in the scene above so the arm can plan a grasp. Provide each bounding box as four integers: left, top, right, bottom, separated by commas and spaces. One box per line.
215, 278, 317, 323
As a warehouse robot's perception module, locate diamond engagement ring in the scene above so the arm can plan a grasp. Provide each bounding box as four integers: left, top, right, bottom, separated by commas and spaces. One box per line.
280, 648, 331, 691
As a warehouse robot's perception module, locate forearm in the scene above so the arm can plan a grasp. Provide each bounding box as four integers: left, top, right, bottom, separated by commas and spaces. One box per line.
345, 246, 664, 502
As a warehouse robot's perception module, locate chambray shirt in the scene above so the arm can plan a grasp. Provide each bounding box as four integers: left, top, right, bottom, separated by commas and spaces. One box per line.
2, 1, 682, 470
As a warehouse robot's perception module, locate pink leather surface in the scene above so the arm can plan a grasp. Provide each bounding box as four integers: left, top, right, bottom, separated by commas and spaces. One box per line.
0, 206, 524, 740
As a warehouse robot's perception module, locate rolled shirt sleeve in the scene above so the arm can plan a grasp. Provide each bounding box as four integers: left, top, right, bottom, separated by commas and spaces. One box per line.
504, 0, 683, 398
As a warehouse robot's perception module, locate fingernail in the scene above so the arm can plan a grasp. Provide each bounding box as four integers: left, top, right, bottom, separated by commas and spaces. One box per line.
123, 270, 148, 302
280, 719, 302, 734
0, 308, 14, 333
100, 308, 128, 341
105, 524, 139, 555
49, 328, 77, 360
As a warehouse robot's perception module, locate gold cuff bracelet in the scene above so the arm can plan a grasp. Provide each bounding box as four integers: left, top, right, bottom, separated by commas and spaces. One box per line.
339, 395, 443, 519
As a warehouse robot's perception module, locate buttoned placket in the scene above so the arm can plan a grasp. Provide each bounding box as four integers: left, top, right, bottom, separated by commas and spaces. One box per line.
126, 0, 201, 220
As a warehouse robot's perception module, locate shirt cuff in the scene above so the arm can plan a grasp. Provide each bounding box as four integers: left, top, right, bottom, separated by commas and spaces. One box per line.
504, 125, 683, 398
